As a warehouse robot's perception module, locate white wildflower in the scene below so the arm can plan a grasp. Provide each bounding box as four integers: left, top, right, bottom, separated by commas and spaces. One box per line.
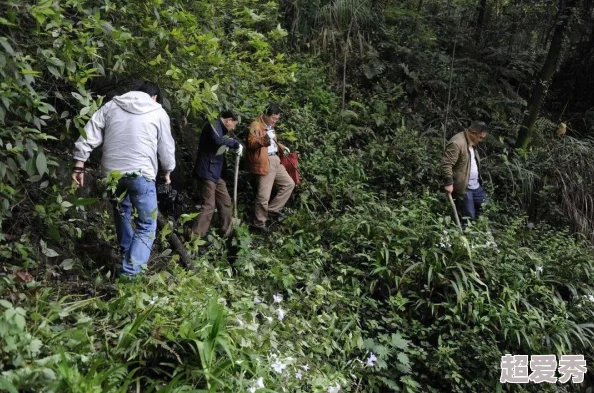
247, 376, 265, 392
295, 370, 302, 380
301, 364, 309, 371
327, 383, 341, 393
366, 352, 377, 367
272, 359, 287, 374
438, 232, 451, 248
277, 307, 286, 321
254, 296, 262, 304
148, 296, 158, 305
273, 293, 283, 303
536, 266, 543, 274
588, 295, 594, 303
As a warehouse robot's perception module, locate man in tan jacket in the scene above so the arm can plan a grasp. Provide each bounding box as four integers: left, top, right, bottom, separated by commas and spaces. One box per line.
246, 104, 295, 232
441, 121, 489, 222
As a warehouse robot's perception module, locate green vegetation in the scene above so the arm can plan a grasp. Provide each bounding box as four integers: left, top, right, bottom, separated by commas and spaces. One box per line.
2, 0, 594, 392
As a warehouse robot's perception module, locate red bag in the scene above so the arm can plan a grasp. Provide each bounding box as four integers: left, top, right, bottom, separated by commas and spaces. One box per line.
280, 152, 301, 185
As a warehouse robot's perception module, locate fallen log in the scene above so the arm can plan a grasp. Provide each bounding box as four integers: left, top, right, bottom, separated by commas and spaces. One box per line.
157, 211, 192, 268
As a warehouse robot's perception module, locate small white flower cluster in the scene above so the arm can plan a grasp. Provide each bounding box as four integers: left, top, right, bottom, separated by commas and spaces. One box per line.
366, 352, 377, 367
436, 230, 452, 248
247, 377, 265, 393
327, 383, 341, 393
253, 293, 288, 322
483, 240, 498, 249
575, 294, 594, 308
267, 353, 310, 385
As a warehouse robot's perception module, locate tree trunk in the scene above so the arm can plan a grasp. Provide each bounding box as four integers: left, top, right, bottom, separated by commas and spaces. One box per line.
342, 23, 353, 109
475, 0, 487, 45
507, 0, 519, 53
515, 0, 575, 149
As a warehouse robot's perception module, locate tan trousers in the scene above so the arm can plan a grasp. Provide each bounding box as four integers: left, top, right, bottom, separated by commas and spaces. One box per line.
193, 178, 233, 238
254, 155, 295, 226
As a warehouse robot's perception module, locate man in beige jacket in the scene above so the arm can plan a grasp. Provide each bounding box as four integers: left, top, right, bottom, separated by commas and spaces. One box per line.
245, 104, 295, 232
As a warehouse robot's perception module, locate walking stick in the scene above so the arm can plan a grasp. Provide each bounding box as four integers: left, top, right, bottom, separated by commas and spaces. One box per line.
447, 193, 463, 232
233, 154, 239, 219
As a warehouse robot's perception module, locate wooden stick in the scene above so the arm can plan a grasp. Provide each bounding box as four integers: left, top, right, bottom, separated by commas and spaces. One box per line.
448, 193, 463, 231
233, 154, 239, 219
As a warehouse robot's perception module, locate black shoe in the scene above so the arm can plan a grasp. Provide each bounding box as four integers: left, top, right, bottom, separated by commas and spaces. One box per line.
268, 211, 287, 221
250, 224, 269, 233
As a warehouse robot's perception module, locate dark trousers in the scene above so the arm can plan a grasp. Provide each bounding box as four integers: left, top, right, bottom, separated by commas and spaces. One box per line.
192, 178, 233, 238
455, 186, 487, 222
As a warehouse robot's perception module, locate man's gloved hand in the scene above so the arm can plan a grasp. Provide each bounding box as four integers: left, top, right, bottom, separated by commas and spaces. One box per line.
233, 144, 244, 157
283, 146, 290, 155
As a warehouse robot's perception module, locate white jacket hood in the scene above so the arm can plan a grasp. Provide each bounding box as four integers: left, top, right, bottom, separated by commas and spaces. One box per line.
112, 91, 163, 115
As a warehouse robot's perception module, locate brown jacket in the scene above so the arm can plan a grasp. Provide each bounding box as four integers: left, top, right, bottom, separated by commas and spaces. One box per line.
440, 131, 481, 198
246, 116, 287, 176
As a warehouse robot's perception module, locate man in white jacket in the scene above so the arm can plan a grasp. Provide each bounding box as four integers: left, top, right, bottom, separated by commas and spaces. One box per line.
71, 81, 176, 277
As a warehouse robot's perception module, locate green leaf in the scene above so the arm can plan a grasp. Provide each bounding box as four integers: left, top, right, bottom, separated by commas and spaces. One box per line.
30, 339, 43, 354
25, 158, 36, 176
47, 65, 61, 78
0, 299, 12, 309
60, 259, 74, 270
48, 57, 64, 67
0, 37, 14, 55
36, 151, 47, 175
14, 314, 25, 329
0, 376, 18, 393
391, 333, 410, 349
42, 368, 56, 380
40, 239, 59, 258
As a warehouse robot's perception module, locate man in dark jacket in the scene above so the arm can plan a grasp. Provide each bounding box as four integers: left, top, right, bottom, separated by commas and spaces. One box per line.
441, 121, 489, 222
193, 111, 242, 238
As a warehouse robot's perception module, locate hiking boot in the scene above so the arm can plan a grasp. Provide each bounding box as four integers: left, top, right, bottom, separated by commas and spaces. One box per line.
268, 211, 287, 222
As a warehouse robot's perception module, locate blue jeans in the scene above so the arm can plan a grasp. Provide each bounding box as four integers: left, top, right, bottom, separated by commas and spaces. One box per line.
112, 176, 158, 276
456, 186, 487, 221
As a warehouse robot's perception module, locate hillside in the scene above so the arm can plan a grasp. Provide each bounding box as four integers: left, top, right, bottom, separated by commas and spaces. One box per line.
2, 1, 594, 392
